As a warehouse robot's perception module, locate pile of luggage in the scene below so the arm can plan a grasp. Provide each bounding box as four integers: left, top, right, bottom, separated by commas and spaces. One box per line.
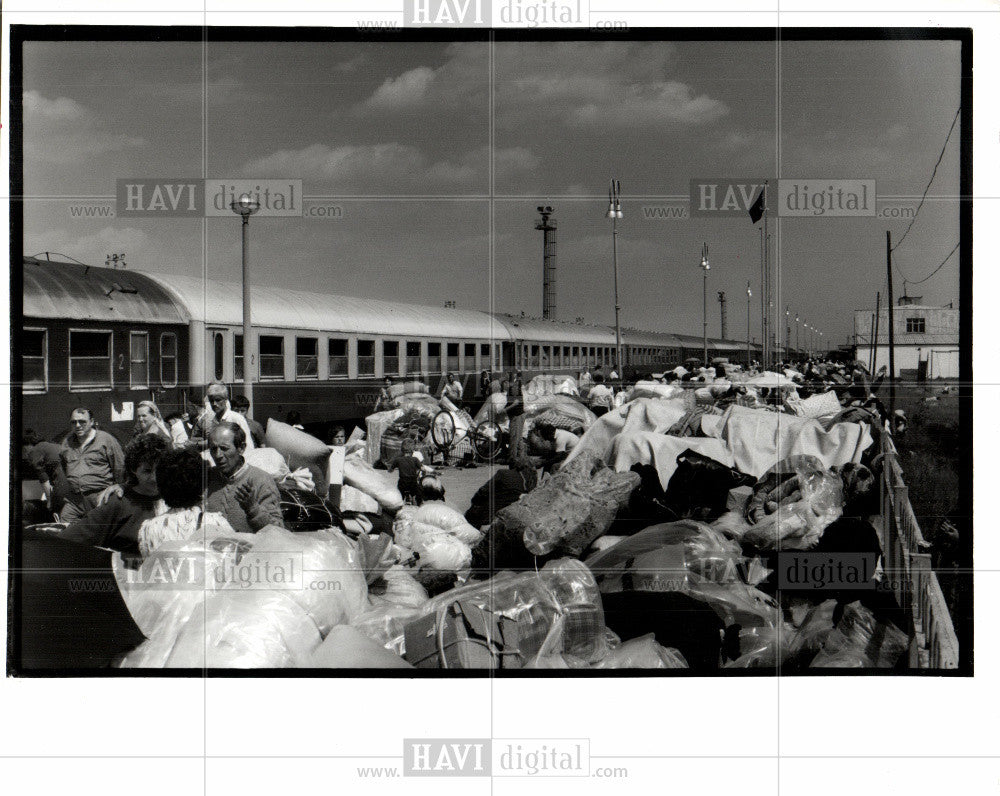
102, 374, 907, 670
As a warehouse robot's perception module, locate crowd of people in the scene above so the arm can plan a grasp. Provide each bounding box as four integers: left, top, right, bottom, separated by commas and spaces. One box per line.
22, 381, 286, 561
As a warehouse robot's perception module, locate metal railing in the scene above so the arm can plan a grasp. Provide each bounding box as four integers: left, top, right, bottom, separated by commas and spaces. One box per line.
879, 431, 960, 668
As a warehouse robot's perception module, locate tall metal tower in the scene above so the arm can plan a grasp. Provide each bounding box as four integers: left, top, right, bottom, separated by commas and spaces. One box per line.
535, 205, 557, 320
717, 290, 727, 339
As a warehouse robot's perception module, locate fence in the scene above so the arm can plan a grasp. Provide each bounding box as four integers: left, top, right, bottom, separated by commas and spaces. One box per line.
879, 431, 960, 668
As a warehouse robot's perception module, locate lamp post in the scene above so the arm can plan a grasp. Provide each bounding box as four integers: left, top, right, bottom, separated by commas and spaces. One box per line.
795, 315, 800, 357
785, 307, 790, 364
607, 180, 623, 380
746, 281, 752, 369
700, 243, 710, 366
231, 193, 261, 415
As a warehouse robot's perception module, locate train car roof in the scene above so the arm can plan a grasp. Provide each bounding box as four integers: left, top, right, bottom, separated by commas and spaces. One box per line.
143, 272, 513, 341
494, 314, 617, 345
621, 328, 685, 347
22, 257, 189, 324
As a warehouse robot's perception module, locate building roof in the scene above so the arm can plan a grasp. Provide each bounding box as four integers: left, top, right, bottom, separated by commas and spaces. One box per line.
144, 273, 512, 341
22, 257, 189, 324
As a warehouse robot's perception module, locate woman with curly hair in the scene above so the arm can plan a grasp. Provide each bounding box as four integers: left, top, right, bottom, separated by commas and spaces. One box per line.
62, 434, 170, 555
136, 448, 234, 558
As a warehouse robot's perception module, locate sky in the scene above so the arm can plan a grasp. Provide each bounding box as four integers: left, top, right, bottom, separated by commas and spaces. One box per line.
20, 36, 962, 346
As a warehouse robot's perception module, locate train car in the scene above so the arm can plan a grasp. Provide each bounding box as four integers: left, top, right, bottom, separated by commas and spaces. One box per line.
21, 257, 190, 443
143, 272, 519, 436
493, 314, 618, 379
620, 328, 683, 378
19, 255, 772, 444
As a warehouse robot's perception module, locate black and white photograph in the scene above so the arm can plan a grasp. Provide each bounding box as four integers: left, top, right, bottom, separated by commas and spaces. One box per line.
3, 3, 992, 792
8, 25, 972, 674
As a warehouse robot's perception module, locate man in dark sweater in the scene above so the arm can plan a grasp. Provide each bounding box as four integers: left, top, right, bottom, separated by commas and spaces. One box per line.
62, 435, 169, 555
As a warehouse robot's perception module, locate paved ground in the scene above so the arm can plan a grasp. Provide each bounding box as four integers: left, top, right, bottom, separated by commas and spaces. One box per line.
432, 461, 500, 514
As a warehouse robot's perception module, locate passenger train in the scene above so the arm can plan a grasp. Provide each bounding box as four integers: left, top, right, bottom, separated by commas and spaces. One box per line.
20, 255, 764, 440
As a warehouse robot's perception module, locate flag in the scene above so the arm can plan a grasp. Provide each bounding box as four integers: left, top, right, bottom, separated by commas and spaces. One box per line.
748, 186, 765, 224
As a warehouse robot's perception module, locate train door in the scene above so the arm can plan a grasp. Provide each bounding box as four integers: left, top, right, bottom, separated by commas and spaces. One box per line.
207, 327, 227, 384
502, 342, 515, 370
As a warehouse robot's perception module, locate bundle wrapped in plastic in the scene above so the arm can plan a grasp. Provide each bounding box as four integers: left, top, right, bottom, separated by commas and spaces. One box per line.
523, 393, 598, 431
366, 408, 405, 465
495, 451, 639, 558
388, 380, 430, 400
344, 452, 404, 512
114, 534, 251, 637
351, 603, 424, 656
339, 484, 381, 514
231, 525, 368, 636
585, 520, 781, 629
743, 468, 844, 551
394, 392, 441, 417
722, 624, 795, 668
367, 565, 430, 609
593, 633, 688, 669
163, 591, 322, 668
403, 558, 609, 669
305, 625, 414, 668
810, 602, 908, 668
265, 419, 332, 497
625, 381, 685, 403
412, 502, 482, 545
245, 447, 291, 479
393, 505, 478, 575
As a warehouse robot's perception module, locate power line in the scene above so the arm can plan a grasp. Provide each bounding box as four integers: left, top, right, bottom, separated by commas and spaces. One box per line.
906, 241, 960, 286
890, 106, 961, 254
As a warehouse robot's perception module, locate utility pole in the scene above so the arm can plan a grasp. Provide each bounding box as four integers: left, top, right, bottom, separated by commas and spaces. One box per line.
717, 291, 727, 339
886, 231, 896, 416
871, 291, 881, 374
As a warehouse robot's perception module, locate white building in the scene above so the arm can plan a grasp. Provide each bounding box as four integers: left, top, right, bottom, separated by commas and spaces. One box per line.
853, 297, 959, 379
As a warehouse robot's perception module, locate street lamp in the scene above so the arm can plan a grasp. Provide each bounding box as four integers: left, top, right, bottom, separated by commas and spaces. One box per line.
699, 243, 710, 367
795, 315, 800, 357
231, 193, 261, 415
785, 307, 790, 363
746, 281, 752, 370
607, 180, 623, 380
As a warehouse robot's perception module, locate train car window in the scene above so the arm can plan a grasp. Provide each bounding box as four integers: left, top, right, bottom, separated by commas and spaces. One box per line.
69, 330, 112, 391
357, 339, 376, 377
571, 346, 579, 367
383, 341, 400, 376
406, 341, 421, 374
463, 342, 475, 371
479, 343, 490, 362
446, 342, 459, 373
23, 328, 48, 393
562, 346, 570, 366
296, 337, 319, 380
329, 338, 348, 377
427, 342, 442, 374
160, 333, 178, 388
259, 335, 284, 380
130, 332, 150, 390
530, 345, 540, 369
234, 334, 244, 380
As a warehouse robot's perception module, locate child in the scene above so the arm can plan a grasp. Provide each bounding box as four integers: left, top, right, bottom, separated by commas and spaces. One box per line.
389, 438, 424, 505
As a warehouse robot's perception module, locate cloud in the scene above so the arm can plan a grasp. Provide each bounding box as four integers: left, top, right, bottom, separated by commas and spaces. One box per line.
351, 41, 727, 133
23, 90, 146, 164
364, 66, 436, 111
244, 142, 537, 192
